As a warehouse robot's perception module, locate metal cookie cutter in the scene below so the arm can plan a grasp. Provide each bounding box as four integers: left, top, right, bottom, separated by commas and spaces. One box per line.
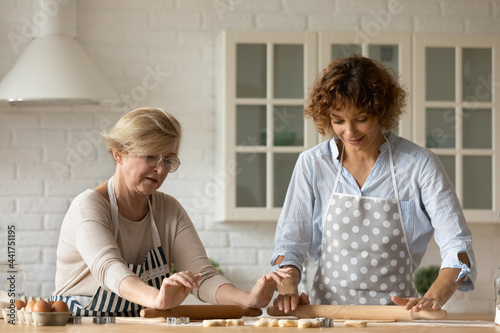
316, 317, 334, 328
93, 316, 116, 325
166, 317, 190, 325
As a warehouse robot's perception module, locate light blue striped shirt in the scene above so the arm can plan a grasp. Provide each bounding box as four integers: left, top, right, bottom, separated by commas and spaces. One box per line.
272, 132, 476, 292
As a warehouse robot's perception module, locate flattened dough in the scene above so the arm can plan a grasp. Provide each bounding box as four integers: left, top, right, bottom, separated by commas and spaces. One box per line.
255, 318, 279, 327
226, 319, 244, 326
202, 319, 227, 327
279, 319, 298, 327
344, 320, 367, 327
298, 319, 321, 328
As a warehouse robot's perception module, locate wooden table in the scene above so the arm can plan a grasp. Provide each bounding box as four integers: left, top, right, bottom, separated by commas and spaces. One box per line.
2, 313, 498, 332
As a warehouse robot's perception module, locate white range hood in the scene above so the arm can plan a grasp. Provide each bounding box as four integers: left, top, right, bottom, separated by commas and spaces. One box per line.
0, 0, 118, 105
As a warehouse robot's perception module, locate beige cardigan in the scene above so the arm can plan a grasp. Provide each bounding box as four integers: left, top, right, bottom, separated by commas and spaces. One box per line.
53, 189, 230, 304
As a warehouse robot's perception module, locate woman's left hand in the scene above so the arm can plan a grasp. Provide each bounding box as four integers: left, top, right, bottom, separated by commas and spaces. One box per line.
154, 271, 201, 310
247, 267, 293, 308
392, 296, 442, 311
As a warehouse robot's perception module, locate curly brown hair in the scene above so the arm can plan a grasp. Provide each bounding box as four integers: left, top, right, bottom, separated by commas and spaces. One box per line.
305, 55, 407, 137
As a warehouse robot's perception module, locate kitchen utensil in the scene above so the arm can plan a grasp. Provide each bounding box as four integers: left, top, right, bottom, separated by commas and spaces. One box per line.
140, 305, 262, 320
316, 317, 334, 327
267, 304, 447, 321
166, 316, 189, 325
92, 316, 115, 325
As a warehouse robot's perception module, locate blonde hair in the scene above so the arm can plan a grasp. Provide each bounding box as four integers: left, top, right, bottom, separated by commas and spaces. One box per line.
102, 107, 181, 160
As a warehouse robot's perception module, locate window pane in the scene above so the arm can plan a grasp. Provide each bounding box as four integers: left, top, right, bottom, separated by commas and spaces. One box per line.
331, 44, 362, 59
437, 155, 456, 189
463, 48, 492, 102
369, 45, 399, 75
274, 44, 304, 98
463, 108, 492, 149
236, 105, 266, 146
272, 105, 304, 146
426, 47, 455, 101
236, 153, 266, 207
274, 153, 299, 207
237, 44, 266, 98
426, 108, 455, 148
463, 156, 492, 209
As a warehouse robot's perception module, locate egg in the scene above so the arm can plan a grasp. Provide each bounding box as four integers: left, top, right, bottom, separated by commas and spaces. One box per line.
14, 300, 26, 310
25, 300, 37, 312
51, 300, 69, 312
33, 300, 51, 313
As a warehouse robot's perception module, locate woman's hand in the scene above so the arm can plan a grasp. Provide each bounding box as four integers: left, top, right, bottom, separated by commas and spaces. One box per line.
393, 264, 468, 312
246, 268, 293, 308
392, 296, 442, 311
153, 271, 201, 310
273, 292, 310, 313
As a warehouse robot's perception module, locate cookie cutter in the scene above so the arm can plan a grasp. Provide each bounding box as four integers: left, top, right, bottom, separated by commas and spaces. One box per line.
166, 317, 190, 325
316, 317, 334, 328
92, 316, 115, 325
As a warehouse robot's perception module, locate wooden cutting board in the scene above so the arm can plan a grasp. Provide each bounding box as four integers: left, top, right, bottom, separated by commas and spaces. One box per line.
267, 304, 447, 321
140, 305, 262, 320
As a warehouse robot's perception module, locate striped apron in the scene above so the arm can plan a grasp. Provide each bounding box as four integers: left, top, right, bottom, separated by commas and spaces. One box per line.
52, 176, 170, 317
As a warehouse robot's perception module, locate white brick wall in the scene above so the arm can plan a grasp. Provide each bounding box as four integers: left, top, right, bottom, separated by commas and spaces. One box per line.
1, 0, 500, 313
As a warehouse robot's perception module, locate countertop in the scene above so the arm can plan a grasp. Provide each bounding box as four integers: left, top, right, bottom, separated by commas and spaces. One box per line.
1, 313, 498, 332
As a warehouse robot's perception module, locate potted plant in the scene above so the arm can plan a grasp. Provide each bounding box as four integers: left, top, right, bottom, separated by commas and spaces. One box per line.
413, 265, 440, 296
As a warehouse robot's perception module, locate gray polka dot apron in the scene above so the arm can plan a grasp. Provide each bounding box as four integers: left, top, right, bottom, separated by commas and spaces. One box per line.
52, 176, 170, 316
310, 137, 417, 305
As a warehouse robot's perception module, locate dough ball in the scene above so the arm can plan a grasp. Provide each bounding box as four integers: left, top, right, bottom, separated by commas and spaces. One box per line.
344, 320, 367, 327
279, 319, 298, 327
298, 318, 321, 328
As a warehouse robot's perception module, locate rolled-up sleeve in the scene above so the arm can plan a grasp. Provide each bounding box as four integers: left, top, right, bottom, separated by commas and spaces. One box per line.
419, 153, 476, 291
171, 205, 232, 304
75, 203, 135, 296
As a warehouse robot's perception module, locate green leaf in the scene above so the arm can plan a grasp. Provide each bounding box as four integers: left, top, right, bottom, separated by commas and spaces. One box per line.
413, 265, 440, 296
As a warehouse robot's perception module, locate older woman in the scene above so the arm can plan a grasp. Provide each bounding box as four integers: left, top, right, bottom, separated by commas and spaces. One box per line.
53, 107, 290, 316
271, 55, 476, 313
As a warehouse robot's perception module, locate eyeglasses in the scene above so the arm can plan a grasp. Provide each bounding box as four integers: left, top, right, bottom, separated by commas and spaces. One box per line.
143, 154, 181, 173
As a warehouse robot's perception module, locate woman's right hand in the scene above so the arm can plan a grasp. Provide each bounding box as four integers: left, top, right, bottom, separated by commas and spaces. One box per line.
273, 292, 310, 313
154, 271, 201, 310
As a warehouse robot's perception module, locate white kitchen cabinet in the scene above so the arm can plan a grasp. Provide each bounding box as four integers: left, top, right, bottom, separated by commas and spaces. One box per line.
318, 32, 412, 140
414, 34, 500, 222
216, 30, 500, 223
216, 31, 317, 222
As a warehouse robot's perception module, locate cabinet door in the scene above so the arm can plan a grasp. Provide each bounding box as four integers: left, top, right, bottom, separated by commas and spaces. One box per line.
318, 32, 412, 140
414, 35, 500, 222
216, 31, 317, 222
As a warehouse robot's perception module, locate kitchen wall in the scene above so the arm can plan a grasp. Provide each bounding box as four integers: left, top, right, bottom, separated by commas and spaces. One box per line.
1, 0, 499, 313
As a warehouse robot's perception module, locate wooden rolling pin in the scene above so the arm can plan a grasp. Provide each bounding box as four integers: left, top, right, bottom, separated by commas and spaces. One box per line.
267, 304, 447, 321
140, 305, 262, 320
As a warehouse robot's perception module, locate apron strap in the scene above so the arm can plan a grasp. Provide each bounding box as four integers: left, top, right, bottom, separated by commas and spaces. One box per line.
107, 176, 119, 239
385, 135, 413, 271
386, 136, 400, 201
107, 176, 162, 248
332, 144, 344, 194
